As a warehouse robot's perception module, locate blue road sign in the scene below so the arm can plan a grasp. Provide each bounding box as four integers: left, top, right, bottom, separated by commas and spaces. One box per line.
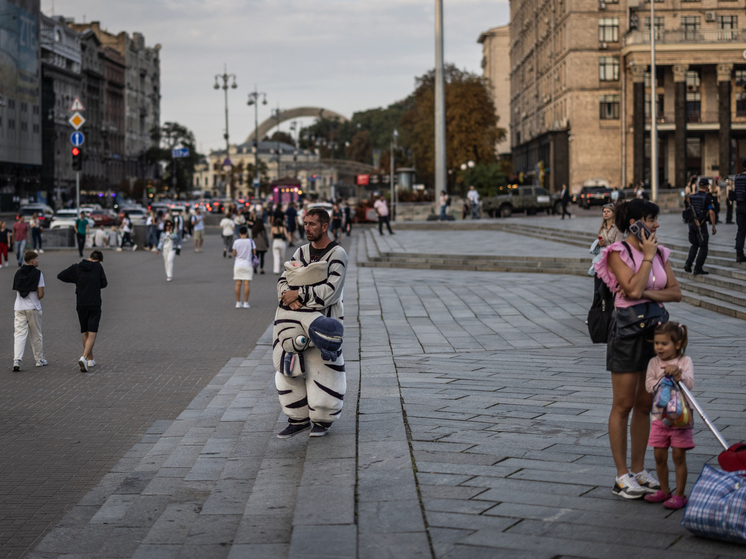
70, 131, 85, 146
172, 147, 190, 158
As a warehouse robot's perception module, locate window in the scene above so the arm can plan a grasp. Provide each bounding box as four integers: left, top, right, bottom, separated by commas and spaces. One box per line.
599, 57, 619, 81
736, 70, 746, 88
682, 16, 700, 39
686, 70, 701, 91
737, 93, 746, 117
600, 94, 620, 119
687, 92, 701, 121
718, 15, 737, 29
599, 18, 619, 42
644, 68, 665, 88
644, 17, 664, 32
8, 119, 15, 129
645, 94, 665, 119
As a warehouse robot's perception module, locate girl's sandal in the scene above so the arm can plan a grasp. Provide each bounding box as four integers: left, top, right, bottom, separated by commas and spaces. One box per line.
644, 490, 672, 503
663, 495, 688, 509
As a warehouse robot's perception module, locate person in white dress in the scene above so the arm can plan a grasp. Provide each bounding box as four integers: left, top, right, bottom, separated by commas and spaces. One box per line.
232, 226, 256, 308
156, 221, 177, 281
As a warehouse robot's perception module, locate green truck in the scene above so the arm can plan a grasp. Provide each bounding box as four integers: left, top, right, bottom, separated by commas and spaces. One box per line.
482, 186, 562, 218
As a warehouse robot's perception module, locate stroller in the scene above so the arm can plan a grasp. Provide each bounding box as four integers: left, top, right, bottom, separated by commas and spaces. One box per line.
677, 382, 746, 544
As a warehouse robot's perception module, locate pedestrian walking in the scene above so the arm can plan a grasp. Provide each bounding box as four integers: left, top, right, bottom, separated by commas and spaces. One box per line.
0, 221, 11, 268
597, 204, 623, 247
285, 202, 298, 247
220, 212, 235, 258
118, 211, 137, 251
13, 215, 30, 266
710, 180, 721, 224
725, 178, 734, 224
560, 184, 572, 219
173, 211, 184, 254
156, 221, 177, 281
252, 220, 269, 274
331, 202, 343, 241
271, 217, 288, 275
145, 211, 157, 251
233, 226, 256, 308
467, 186, 480, 219
57, 250, 108, 372
191, 207, 205, 252
29, 212, 43, 252
343, 201, 353, 236
684, 178, 717, 275
275, 208, 348, 438
610, 187, 620, 203
12, 250, 46, 371
73, 212, 88, 257
233, 209, 246, 238
438, 190, 448, 221
643, 322, 694, 510
374, 195, 394, 235
593, 198, 682, 499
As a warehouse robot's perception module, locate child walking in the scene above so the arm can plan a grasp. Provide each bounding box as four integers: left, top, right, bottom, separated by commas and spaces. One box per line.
644, 322, 694, 510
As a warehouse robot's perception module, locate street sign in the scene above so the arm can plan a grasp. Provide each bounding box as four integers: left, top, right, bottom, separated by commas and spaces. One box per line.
223, 158, 232, 167
70, 131, 85, 146
172, 147, 189, 158
70, 97, 86, 112
69, 112, 85, 130
253, 179, 260, 187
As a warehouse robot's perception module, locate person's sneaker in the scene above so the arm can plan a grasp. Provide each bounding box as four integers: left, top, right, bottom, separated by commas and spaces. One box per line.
12, 360, 21, 372
612, 474, 646, 499
88, 359, 96, 368
309, 423, 330, 437
78, 356, 88, 373
35, 359, 48, 367
277, 422, 311, 439
132, 244, 137, 251
235, 302, 242, 309
633, 469, 661, 493
243, 302, 250, 308
116, 247, 122, 252
663, 495, 688, 510
644, 490, 672, 503
38, 249, 44, 253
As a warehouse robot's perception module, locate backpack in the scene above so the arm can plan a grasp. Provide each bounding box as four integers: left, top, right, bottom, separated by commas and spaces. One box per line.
682, 204, 696, 224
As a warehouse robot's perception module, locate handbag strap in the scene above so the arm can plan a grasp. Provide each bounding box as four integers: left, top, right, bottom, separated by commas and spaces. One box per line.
621, 241, 662, 267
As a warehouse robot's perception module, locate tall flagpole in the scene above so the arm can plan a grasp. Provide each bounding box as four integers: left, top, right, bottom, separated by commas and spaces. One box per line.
650, 0, 658, 201
434, 0, 447, 198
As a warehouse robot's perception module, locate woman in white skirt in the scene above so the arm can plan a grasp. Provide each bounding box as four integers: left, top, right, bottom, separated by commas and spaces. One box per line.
232, 226, 256, 308
156, 220, 177, 281
270, 217, 288, 275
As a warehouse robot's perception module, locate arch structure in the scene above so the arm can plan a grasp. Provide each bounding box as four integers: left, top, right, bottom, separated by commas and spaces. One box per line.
245, 107, 349, 144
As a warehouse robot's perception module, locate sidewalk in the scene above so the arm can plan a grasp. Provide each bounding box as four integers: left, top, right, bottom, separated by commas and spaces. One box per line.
30, 228, 746, 558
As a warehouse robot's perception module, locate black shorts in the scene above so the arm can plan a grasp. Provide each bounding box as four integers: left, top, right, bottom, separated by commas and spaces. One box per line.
77, 305, 102, 333
606, 312, 656, 372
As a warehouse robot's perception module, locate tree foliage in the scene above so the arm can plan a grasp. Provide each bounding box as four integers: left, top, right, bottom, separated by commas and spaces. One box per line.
265, 131, 295, 146
147, 122, 202, 194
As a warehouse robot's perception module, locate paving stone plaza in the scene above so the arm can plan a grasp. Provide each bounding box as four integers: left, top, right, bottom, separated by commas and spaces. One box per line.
3, 217, 745, 558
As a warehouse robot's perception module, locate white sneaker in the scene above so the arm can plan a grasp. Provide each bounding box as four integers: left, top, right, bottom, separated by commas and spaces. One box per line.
35, 359, 48, 367
38, 249, 44, 253
235, 302, 242, 308
12, 360, 20, 371
116, 248, 122, 252
166, 277, 172, 281
78, 356, 88, 373
633, 469, 661, 493
88, 359, 96, 368
612, 473, 646, 499
243, 302, 251, 308
132, 244, 137, 251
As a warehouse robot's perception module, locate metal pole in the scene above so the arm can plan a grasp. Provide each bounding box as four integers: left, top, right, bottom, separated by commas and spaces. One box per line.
254, 91, 259, 200
650, 0, 658, 201
76, 171, 80, 215
434, 0, 447, 198
224, 81, 231, 200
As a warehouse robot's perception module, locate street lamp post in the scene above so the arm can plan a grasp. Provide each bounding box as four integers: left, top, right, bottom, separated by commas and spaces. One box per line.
214, 65, 237, 199
272, 107, 283, 181
650, 0, 658, 201
434, 0, 447, 197
247, 86, 267, 200
390, 129, 398, 220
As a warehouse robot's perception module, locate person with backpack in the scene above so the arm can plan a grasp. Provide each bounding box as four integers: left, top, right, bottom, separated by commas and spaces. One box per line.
683, 178, 717, 275
593, 199, 682, 499
12, 250, 47, 371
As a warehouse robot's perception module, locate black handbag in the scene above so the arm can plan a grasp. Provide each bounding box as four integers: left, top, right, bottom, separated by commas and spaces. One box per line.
587, 278, 614, 344
613, 302, 669, 339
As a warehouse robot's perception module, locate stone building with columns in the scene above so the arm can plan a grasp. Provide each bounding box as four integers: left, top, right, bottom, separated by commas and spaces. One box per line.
509, 0, 746, 192
478, 24, 512, 159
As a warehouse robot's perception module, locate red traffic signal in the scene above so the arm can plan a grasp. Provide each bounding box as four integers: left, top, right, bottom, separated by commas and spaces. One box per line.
72, 147, 82, 170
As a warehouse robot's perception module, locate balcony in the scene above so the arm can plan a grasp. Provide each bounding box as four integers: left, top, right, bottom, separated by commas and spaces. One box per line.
625, 29, 746, 46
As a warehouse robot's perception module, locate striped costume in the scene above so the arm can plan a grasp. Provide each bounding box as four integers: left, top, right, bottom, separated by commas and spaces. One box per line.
275, 241, 348, 428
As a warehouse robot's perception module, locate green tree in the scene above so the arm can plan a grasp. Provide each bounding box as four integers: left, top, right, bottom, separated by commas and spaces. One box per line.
399, 65, 505, 191
148, 122, 202, 194
265, 131, 295, 146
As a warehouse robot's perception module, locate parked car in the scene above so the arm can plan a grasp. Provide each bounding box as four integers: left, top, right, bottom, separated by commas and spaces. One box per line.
119, 206, 148, 226
50, 209, 79, 229
88, 209, 119, 227
16, 204, 55, 228
577, 186, 612, 209
482, 186, 561, 218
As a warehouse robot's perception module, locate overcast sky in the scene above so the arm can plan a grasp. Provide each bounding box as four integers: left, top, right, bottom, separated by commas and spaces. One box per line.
43, 1, 509, 153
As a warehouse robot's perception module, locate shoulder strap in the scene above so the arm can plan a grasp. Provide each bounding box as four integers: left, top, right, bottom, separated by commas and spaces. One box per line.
622, 241, 663, 265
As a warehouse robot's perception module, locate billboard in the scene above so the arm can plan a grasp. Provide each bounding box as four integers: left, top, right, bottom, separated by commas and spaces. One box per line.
0, 0, 40, 166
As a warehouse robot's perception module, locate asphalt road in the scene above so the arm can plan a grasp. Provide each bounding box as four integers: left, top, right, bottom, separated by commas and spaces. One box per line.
0, 232, 303, 558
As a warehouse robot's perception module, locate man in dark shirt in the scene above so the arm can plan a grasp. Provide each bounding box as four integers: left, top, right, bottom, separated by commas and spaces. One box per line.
57, 250, 108, 372
734, 158, 746, 262
684, 179, 717, 275
285, 202, 298, 247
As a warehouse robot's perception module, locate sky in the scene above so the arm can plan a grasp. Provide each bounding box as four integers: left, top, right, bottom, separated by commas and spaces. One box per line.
43, 1, 509, 154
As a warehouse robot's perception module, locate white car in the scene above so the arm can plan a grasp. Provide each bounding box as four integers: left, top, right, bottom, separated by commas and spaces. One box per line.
50, 209, 82, 229
120, 207, 148, 226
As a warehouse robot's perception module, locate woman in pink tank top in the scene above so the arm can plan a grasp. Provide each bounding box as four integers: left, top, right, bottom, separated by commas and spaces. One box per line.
594, 199, 681, 499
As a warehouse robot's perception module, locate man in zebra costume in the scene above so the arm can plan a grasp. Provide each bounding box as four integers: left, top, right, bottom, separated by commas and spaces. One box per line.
275, 208, 348, 438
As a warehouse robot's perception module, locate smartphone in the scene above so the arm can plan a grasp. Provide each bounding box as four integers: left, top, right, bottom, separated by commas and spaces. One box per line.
629, 220, 651, 242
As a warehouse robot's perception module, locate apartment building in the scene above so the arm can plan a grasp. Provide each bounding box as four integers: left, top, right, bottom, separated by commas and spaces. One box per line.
509, 0, 746, 191
478, 24, 512, 158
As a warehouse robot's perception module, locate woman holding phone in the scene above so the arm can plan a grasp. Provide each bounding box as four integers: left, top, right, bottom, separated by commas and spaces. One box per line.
593, 198, 682, 500
598, 204, 622, 247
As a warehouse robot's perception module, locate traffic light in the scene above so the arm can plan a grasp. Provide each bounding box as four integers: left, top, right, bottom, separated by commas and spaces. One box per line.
72, 147, 82, 171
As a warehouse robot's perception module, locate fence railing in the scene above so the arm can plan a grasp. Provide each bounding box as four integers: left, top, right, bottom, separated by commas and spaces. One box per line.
625, 29, 746, 46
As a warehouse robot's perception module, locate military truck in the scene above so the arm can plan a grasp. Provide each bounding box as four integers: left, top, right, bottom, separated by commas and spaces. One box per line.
482, 186, 562, 218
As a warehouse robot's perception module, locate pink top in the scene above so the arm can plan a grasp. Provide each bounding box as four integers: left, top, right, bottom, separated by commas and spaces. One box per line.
594, 240, 671, 308
645, 355, 694, 422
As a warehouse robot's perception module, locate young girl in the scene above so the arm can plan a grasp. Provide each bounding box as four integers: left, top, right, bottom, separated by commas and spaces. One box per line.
644, 322, 694, 510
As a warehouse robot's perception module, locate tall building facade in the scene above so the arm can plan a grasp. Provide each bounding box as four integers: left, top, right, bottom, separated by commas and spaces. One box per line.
509, 0, 746, 192
0, 0, 42, 203
478, 24, 512, 158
